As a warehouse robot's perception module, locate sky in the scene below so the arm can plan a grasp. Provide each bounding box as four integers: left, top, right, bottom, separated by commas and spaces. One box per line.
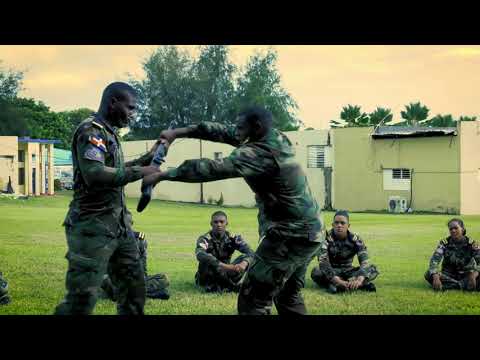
0, 45, 479, 129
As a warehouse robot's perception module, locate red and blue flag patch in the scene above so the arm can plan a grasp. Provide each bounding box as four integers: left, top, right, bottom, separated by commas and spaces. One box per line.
89, 136, 107, 152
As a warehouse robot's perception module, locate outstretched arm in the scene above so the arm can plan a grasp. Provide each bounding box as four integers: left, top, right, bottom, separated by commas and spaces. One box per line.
160, 122, 240, 147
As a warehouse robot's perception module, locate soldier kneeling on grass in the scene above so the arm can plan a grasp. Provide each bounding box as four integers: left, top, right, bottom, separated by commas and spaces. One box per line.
425, 218, 480, 292
195, 211, 255, 293
99, 230, 170, 301
311, 210, 379, 294
0, 272, 10, 305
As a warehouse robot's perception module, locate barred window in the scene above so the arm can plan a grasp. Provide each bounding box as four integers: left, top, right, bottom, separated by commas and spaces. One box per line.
307, 145, 325, 168
392, 168, 411, 179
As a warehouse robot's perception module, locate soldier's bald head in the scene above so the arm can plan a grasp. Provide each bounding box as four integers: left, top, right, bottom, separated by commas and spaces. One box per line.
237, 106, 273, 131
100, 82, 137, 107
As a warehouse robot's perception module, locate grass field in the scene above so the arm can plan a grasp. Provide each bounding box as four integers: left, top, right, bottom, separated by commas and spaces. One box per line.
1, 191, 480, 315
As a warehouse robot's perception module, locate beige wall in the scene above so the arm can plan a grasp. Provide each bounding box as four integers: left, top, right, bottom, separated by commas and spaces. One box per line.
122, 129, 331, 208
333, 127, 461, 213
0, 136, 18, 193
459, 121, 480, 215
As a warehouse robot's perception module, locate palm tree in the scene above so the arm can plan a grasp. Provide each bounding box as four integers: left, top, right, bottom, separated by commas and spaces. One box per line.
424, 114, 456, 127
369, 107, 393, 126
338, 105, 370, 127
400, 102, 430, 127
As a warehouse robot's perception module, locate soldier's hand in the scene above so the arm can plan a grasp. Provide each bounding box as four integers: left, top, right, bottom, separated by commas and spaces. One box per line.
148, 139, 170, 157
349, 276, 365, 290
333, 276, 348, 290
233, 261, 248, 273
219, 263, 236, 273
159, 129, 177, 145
432, 274, 443, 291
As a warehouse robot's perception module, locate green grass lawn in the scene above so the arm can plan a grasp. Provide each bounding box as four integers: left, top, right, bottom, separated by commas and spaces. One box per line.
1, 191, 480, 315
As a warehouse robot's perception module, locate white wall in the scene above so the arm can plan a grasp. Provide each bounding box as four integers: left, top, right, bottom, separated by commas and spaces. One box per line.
122, 129, 330, 208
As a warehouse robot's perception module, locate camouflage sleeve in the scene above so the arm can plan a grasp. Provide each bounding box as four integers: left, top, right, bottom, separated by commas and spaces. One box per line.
188, 122, 240, 147
163, 145, 275, 183
232, 235, 255, 265
76, 127, 144, 187
124, 150, 153, 167
195, 236, 220, 267
317, 241, 335, 281
465, 241, 480, 273
354, 235, 370, 276
427, 241, 445, 277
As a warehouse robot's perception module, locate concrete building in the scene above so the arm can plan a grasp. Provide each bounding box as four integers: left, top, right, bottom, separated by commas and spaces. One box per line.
122, 129, 332, 208
0, 136, 60, 196
332, 121, 480, 215
122, 121, 480, 215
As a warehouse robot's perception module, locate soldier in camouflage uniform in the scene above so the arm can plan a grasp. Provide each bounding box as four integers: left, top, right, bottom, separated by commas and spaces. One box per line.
425, 218, 480, 291
54, 82, 162, 315
195, 211, 254, 293
0, 272, 10, 305
311, 211, 378, 294
143, 106, 325, 315
99, 229, 171, 301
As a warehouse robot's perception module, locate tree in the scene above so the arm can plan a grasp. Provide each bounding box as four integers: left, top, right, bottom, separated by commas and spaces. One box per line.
458, 116, 477, 122
0, 98, 30, 136
400, 102, 429, 126
128, 46, 301, 139
191, 45, 237, 125
0, 61, 23, 99
233, 49, 301, 131
369, 107, 393, 126
329, 105, 369, 128
128, 46, 197, 139
424, 114, 457, 128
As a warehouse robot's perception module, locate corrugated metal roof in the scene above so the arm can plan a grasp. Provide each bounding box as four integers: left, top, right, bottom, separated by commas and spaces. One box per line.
18, 137, 62, 144
372, 126, 457, 139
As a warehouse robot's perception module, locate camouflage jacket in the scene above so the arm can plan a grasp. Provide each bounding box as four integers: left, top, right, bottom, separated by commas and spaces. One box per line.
318, 229, 370, 280
195, 231, 254, 268
427, 236, 480, 277
164, 122, 324, 241
63, 114, 152, 237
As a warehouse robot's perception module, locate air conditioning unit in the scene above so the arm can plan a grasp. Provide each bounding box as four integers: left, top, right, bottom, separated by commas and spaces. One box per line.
388, 196, 408, 213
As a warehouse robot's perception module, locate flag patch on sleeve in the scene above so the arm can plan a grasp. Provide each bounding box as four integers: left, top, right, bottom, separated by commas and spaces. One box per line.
89, 136, 107, 152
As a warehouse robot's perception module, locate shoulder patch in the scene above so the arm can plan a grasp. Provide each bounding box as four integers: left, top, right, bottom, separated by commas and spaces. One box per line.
84, 146, 105, 162
138, 232, 145, 241
89, 135, 107, 152
199, 240, 208, 250
92, 121, 104, 130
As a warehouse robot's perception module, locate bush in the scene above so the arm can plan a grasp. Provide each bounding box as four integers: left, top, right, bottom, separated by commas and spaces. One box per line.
207, 196, 214, 204
54, 179, 62, 191
216, 193, 224, 206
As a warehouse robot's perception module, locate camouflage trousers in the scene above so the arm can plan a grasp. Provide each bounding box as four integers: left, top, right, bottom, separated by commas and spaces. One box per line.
0, 272, 10, 305
237, 231, 321, 315
311, 264, 379, 289
195, 254, 250, 293
424, 271, 480, 291
54, 227, 145, 315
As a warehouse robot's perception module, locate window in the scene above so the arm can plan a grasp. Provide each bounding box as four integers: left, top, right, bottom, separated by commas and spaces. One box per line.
383, 168, 411, 191
18, 150, 25, 162
31, 154, 36, 167
18, 168, 25, 185
307, 145, 326, 168
214, 152, 223, 161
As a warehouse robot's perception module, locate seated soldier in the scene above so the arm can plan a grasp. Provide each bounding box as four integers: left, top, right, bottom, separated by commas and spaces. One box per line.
99, 230, 170, 301
0, 272, 10, 305
425, 218, 480, 291
311, 210, 379, 294
195, 211, 255, 293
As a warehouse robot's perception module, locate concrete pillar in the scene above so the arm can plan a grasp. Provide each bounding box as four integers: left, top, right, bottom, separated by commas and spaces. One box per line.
34, 143, 40, 196
48, 144, 54, 195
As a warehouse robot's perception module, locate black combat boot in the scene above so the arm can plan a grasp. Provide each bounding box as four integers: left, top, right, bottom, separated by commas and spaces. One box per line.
360, 282, 377, 292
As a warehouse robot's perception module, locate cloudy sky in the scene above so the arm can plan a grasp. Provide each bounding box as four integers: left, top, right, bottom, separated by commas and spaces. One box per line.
0, 45, 478, 129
